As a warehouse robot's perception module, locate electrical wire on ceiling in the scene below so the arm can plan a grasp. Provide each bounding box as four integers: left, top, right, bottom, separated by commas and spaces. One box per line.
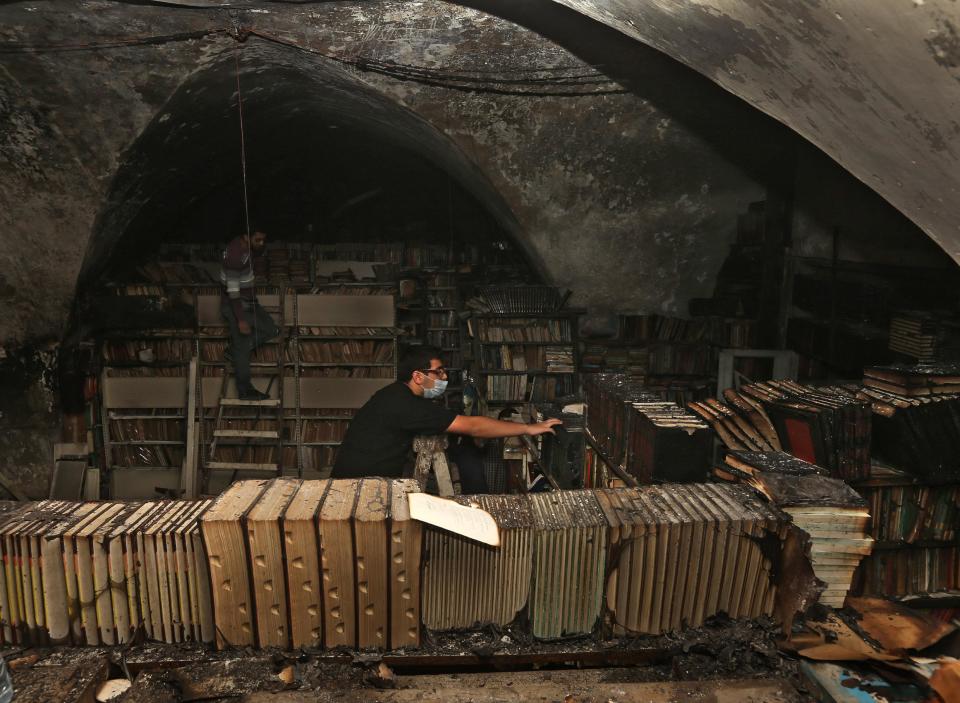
0, 23, 628, 97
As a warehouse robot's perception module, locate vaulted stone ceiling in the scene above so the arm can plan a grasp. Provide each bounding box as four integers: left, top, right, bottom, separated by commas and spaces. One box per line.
542, 0, 960, 261
0, 0, 955, 345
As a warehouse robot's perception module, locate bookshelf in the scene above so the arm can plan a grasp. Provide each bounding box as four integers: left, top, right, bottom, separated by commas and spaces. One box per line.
468, 310, 581, 405
851, 465, 960, 598
95, 288, 397, 497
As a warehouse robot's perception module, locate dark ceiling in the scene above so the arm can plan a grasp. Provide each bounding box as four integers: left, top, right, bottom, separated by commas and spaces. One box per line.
90, 45, 519, 280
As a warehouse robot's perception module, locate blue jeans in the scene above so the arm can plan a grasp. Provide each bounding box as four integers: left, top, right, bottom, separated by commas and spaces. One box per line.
220, 298, 280, 393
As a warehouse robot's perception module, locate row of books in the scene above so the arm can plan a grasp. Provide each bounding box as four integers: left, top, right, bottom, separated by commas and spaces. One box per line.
203, 479, 786, 651
471, 318, 572, 343
713, 451, 873, 607
297, 420, 350, 443
484, 374, 529, 402
856, 546, 960, 597
480, 345, 574, 372
689, 381, 872, 481
624, 402, 711, 484
863, 363, 960, 396
199, 340, 394, 365
583, 373, 660, 465
642, 377, 714, 405
315, 242, 521, 268
0, 499, 215, 646
647, 342, 717, 376
531, 375, 576, 402
536, 484, 781, 636
426, 291, 456, 308
315, 243, 405, 263
426, 330, 459, 348
618, 314, 756, 346
580, 341, 718, 376
104, 340, 194, 364
857, 482, 960, 543
476, 286, 565, 314
252, 249, 311, 285
428, 311, 458, 328
857, 386, 960, 479
109, 419, 182, 443
580, 345, 649, 375
206, 446, 339, 470
296, 367, 395, 378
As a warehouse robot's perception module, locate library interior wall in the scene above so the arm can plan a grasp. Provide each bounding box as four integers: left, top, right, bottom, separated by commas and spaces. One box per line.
0, 0, 955, 497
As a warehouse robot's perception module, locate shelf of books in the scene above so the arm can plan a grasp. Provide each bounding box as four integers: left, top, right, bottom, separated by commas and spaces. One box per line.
851, 462, 960, 599
95, 286, 398, 498
466, 296, 581, 405
579, 314, 759, 405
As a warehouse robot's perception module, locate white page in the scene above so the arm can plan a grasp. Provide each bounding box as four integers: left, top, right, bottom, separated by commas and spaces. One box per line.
408, 493, 500, 547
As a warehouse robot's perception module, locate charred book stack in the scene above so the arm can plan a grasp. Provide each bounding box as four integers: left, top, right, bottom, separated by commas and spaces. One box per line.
859, 364, 960, 480
624, 402, 712, 483
714, 451, 872, 607
0, 499, 215, 647
689, 381, 872, 481
583, 373, 658, 470
598, 483, 786, 635
0, 481, 820, 650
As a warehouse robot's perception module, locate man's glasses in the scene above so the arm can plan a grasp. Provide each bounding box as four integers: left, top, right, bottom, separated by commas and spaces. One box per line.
419, 367, 448, 378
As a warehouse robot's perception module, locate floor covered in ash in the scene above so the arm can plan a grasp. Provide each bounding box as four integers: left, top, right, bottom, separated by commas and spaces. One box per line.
6, 615, 816, 702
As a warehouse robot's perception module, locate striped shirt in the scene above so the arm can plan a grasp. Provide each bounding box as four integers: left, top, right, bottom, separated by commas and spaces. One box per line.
220, 236, 256, 320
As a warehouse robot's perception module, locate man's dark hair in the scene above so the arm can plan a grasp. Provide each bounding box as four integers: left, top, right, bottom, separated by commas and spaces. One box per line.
398, 346, 443, 382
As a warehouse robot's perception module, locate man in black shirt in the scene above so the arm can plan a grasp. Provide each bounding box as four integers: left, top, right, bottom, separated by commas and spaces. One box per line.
332, 346, 562, 488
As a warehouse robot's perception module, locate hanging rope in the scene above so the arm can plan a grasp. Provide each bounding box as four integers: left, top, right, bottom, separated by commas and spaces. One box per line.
233, 40, 261, 348
234, 47, 252, 242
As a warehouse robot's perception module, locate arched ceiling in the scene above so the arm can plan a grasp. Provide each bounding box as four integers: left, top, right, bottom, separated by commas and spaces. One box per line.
539, 0, 960, 262
84, 42, 528, 282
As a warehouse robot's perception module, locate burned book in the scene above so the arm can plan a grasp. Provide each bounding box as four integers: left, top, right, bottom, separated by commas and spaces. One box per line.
716, 451, 872, 608
856, 385, 960, 479
692, 381, 871, 481
864, 362, 960, 396
624, 401, 711, 484
421, 494, 533, 632
598, 483, 785, 635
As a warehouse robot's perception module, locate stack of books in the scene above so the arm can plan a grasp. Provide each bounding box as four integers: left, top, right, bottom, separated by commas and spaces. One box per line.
477, 286, 565, 314
863, 363, 960, 396
858, 368, 960, 479
714, 452, 872, 607
888, 311, 943, 361
597, 483, 785, 634
421, 494, 533, 631
688, 381, 872, 481
0, 499, 214, 647
202, 478, 422, 651
625, 401, 712, 483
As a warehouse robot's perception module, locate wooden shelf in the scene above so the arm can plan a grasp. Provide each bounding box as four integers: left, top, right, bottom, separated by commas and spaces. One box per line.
110, 440, 183, 445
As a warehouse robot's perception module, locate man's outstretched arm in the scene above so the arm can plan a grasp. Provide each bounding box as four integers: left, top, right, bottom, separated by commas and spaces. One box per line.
446, 415, 562, 439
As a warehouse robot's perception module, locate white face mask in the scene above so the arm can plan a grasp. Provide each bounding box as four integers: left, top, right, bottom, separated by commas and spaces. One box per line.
423, 378, 448, 399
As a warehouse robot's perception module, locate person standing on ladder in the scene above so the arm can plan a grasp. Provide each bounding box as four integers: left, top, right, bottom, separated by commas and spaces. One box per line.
220, 224, 279, 401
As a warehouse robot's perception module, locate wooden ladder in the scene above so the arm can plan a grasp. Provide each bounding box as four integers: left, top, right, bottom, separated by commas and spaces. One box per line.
413, 435, 460, 496
200, 295, 288, 490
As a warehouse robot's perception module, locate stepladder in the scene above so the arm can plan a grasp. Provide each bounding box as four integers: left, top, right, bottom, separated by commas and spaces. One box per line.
412, 435, 460, 496
200, 297, 289, 492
